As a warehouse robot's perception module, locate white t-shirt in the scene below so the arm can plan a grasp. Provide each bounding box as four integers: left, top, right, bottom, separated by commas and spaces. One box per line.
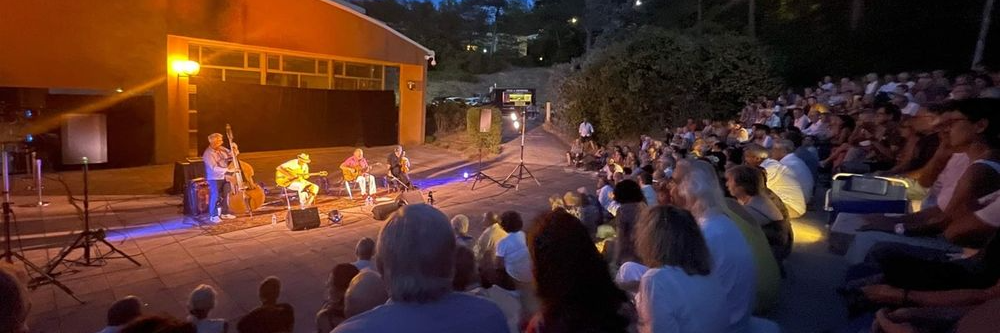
934, 153, 971, 210
616, 261, 649, 285
802, 119, 831, 140
781, 153, 814, 203
793, 115, 810, 131
878, 82, 899, 94
495, 231, 532, 283
760, 158, 806, 217
636, 266, 729, 333
579, 122, 594, 137
865, 81, 879, 95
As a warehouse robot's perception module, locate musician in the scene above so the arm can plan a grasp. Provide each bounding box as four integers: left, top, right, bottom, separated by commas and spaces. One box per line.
203, 133, 236, 223
276, 153, 319, 207
387, 145, 412, 189
340, 148, 377, 200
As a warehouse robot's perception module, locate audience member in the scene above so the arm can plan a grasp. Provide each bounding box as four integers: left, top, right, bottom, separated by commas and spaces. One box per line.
97, 296, 145, 333
316, 264, 361, 333
187, 285, 227, 333
744, 144, 807, 218
637, 172, 657, 207
333, 204, 507, 333
343, 270, 388, 319
771, 139, 815, 203
455, 246, 521, 333
475, 211, 508, 286
120, 315, 195, 333
671, 159, 757, 332
236, 276, 294, 333
0, 264, 29, 333
451, 214, 474, 248
352, 237, 375, 271
526, 209, 633, 333
610, 179, 646, 266
634, 205, 728, 333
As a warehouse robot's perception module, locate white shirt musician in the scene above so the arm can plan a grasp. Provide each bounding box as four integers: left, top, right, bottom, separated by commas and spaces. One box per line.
341, 148, 377, 200
202, 133, 236, 223
276, 153, 319, 207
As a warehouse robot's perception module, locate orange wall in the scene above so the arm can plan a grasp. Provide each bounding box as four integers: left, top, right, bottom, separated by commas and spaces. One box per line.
0, 0, 428, 163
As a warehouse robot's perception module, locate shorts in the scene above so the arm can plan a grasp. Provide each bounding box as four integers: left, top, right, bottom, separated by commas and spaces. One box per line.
581, 135, 593, 142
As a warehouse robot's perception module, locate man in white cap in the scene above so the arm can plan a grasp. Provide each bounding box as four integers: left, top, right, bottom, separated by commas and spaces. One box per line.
276, 153, 320, 207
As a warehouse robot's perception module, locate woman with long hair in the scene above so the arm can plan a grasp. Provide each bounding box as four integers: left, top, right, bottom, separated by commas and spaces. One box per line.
526, 209, 632, 333
634, 205, 727, 333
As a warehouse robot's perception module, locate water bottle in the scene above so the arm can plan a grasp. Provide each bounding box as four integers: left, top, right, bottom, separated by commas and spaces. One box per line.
271, 214, 277, 227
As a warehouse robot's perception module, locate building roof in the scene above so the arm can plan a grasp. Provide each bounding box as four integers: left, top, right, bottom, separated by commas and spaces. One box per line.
318, 0, 435, 58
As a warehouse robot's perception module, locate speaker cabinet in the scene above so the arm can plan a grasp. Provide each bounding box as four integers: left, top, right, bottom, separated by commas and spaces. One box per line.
371, 201, 402, 221
286, 207, 321, 231
396, 190, 425, 205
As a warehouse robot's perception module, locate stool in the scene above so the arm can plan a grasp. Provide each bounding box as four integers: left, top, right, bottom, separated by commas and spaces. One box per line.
339, 180, 355, 200
279, 186, 300, 210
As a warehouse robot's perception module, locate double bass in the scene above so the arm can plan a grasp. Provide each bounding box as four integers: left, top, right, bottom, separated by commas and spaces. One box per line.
225, 124, 265, 215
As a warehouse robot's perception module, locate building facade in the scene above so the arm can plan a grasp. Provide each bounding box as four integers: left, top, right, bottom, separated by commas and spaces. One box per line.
0, 0, 432, 165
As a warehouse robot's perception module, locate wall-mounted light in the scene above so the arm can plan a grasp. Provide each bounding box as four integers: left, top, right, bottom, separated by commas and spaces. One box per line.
407, 80, 417, 91
172, 60, 200, 77
424, 55, 437, 66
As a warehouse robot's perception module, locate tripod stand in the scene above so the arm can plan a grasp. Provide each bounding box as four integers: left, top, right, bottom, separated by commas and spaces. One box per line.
45, 157, 141, 277
502, 107, 540, 190
0, 150, 81, 303
469, 147, 506, 190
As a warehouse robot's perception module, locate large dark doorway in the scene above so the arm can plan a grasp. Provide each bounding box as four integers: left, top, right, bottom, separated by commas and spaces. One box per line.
195, 80, 398, 153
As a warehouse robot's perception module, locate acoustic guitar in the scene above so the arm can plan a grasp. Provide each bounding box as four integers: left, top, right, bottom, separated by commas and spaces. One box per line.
275, 170, 328, 188
340, 165, 370, 182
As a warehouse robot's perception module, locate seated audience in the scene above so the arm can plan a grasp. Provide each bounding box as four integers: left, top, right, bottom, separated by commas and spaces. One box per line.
343, 270, 388, 319
725, 165, 784, 227
451, 214, 474, 248
634, 205, 728, 333
671, 159, 757, 332
526, 209, 633, 333
333, 204, 507, 333
566, 139, 585, 167
352, 237, 375, 271
637, 172, 657, 207
744, 144, 807, 218
187, 285, 227, 333
1, 264, 29, 333
97, 296, 145, 333
455, 246, 521, 333
316, 264, 361, 333
495, 211, 540, 318
236, 276, 294, 333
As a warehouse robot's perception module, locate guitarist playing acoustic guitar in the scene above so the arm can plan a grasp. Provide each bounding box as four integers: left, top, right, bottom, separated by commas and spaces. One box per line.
340, 148, 377, 201
275, 153, 327, 208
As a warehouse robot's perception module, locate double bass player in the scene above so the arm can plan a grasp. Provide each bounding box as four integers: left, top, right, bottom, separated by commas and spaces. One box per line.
204, 133, 237, 223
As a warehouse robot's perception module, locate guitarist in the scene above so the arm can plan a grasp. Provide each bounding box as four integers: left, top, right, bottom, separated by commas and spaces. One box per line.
203, 133, 236, 223
276, 153, 320, 207
340, 148, 377, 201
387, 145, 413, 189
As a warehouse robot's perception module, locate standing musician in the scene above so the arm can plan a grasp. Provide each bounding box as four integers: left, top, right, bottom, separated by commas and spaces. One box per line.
340, 148, 377, 200
387, 145, 413, 189
276, 153, 320, 207
203, 133, 236, 223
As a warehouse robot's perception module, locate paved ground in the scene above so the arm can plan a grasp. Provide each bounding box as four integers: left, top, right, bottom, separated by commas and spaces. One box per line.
13, 124, 848, 333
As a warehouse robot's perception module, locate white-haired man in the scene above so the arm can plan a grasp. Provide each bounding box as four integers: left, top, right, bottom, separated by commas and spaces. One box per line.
744, 144, 806, 218
771, 139, 814, 204
340, 148, 377, 201
333, 204, 508, 333
203, 133, 236, 223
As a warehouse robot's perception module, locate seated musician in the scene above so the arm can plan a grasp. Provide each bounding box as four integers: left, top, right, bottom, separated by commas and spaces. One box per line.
387, 145, 413, 189
340, 148, 377, 200
276, 153, 319, 207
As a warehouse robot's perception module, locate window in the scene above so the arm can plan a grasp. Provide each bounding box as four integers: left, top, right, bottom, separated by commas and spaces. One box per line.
201, 47, 245, 67
267, 55, 280, 71
334, 61, 345, 75
318, 60, 329, 74
247, 53, 261, 69
334, 78, 358, 90
283, 56, 316, 74
200, 67, 223, 80
300, 75, 329, 89
345, 63, 375, 78
266, 73, 297, 87
226, 70, 261, 85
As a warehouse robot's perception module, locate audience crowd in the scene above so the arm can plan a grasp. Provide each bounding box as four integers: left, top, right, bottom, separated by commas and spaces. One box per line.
2, 69, 1000, 333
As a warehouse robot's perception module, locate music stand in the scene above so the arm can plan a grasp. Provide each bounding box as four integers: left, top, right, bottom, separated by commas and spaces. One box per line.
44, 157, 141, 276
502, 106, 540, 190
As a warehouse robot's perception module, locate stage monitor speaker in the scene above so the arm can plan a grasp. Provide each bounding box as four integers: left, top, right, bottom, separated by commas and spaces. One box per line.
61, 113, 108, 165
396, 190, 425, 206
371, 201, 402, 221
286, 207, 321, 231
479, 109, 492, 132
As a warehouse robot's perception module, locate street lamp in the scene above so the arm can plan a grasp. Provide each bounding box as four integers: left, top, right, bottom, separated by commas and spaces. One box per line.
569, 17, 579, 24
172, 60, 200, 77
635, 0, 643, 6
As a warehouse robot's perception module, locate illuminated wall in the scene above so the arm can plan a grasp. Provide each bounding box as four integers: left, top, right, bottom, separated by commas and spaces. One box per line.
0, 0, 430, 163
